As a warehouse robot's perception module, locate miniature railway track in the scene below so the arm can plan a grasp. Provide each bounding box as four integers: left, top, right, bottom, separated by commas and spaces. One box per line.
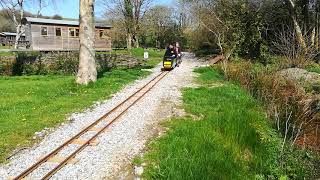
14, 71, 169, 180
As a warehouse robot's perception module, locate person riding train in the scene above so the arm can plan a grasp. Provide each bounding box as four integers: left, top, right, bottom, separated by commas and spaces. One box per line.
163, 44, 178, 70
164, 44, 177, 59
175, 42, 182, 65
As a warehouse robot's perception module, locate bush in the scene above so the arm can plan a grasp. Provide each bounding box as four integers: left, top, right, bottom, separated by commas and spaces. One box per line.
216, 61, 320, 150
0, 51, 146, 76
49, 54, 79, 75
194, 49, 221, 57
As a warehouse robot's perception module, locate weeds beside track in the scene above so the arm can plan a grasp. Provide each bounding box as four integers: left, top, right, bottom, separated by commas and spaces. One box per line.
141, 67, 318, 179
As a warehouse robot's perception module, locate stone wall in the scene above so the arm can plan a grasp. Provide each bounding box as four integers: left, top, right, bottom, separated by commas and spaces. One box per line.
0, 56, 16, 75
0, 51, 146, 76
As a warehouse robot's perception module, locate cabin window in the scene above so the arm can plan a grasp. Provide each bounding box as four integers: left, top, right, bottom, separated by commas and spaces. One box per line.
99, 30, 109, 39
55, 27, 62, 37
69, 28, 75, 37
75, 29, 79, 37
69, 27, 79, 38
41, 26, 48, 36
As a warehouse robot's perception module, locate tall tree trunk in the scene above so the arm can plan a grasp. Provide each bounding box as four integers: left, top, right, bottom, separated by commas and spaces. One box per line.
286, 0, 307, 53
127, 33, 132, 49
311, 27, 316, 47
316, 26, 319, 50
302, 0, 310, 35
13, 1, 24, 49
14, 25, 21, 49
76, 0, 97, 85
134, 34, 139, 48
316, 0, 320, 50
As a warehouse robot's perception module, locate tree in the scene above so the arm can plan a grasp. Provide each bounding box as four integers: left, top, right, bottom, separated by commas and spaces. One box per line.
52, 14, 63, 20
284, 0, 308, 53
0, 9, 16, 32
141, 5, 176, 48
0, 0, 25, 49
0, 0, 56, 49
76, 0, 97, 85
101, 0, 152, 49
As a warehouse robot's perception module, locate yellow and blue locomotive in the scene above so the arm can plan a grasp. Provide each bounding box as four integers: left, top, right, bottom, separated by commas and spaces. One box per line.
162, 45, 179, 70
163, 56, 178, 70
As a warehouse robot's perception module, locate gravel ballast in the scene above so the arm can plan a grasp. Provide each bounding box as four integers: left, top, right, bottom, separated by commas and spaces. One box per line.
0, 53, 201, 180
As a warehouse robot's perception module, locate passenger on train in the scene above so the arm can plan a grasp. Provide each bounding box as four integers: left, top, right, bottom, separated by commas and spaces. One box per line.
175, 42, 182, 66
164, 44, 177, 59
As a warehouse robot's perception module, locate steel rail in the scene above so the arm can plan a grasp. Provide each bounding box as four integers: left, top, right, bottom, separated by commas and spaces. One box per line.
42, 71, 169, 180
14, 71, 168, 180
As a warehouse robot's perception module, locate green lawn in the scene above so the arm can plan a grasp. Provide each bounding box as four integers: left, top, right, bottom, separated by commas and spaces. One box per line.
141, 67, 315, 179
111, 48, 164, 68
0, 68, 150, 162
0, 45, 11, 49
307, 66, 320, 74
127, 48, 165, 67
0, 51, 15, 56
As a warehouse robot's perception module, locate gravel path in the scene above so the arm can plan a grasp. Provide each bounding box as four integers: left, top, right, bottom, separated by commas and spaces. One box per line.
0, 53, 201, 180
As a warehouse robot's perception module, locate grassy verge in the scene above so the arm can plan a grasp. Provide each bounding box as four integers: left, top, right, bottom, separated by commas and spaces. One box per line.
0, 68, 150, 162
0, 51, 15, 56
141, 67, 317, 179
307, 65, 320, 74
110, 48, 164, 68
0, 46, 11, 50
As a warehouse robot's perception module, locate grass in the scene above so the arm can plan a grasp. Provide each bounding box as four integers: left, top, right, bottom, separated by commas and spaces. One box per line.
141, 67, 315, 179
127, 48, 165, 67
307, 66, 320, 74
0, 68, 150, 162
0, 46, 15, 56
0, 46, 11, 49
109, 48, 165, 68
0, 51, 15, 56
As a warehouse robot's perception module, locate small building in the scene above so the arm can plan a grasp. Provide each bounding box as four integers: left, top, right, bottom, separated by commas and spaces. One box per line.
22, 17, 112, 51
0, 32, 26, 47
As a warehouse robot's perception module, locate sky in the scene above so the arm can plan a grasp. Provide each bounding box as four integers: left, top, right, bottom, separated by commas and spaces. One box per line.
24, 0, 176, 19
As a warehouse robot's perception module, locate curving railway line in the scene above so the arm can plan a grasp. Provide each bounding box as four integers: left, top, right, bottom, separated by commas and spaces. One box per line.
13, 71, 169, 180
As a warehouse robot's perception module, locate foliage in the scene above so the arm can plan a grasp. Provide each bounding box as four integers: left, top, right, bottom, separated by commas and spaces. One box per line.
180, 0, 320, 64
0, 68, 150, 162
101, 0, 153, 48
307, 64, 320, 74
279, 145, 320, 179
1, 49, 164, 76
12, 52, 79, 76
0, 10, 16, 32
142, 67, 319, 179
216, 60, 320, 150
221, 1, 265, 60
103, 2, 187, 49
109, 47, 165, 67
140, 5, 186, 48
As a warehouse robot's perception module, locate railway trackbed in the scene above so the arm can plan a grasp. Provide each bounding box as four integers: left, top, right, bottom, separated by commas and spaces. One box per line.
13, 71, 169, 180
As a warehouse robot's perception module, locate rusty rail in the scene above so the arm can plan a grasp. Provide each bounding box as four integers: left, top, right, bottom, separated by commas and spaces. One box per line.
14, 71, 169, 180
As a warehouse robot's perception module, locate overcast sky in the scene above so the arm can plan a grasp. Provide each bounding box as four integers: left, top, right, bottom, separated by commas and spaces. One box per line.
24, 0, 176, 19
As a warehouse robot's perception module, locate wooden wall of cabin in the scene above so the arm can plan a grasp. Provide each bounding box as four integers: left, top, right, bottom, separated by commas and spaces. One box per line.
29, 24, 112, 51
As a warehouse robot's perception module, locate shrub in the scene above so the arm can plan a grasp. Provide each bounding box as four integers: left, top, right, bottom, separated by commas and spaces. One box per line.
216, 61, 320, 150
50, 54, 79, 75
0, 51, 146, 76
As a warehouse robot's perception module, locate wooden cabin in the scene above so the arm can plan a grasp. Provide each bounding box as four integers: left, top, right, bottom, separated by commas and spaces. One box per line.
22, 17, 112, 51
0, 32, 26, 47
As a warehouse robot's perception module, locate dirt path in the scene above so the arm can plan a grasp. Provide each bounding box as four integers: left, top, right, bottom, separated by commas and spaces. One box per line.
0, 53, 201, 180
